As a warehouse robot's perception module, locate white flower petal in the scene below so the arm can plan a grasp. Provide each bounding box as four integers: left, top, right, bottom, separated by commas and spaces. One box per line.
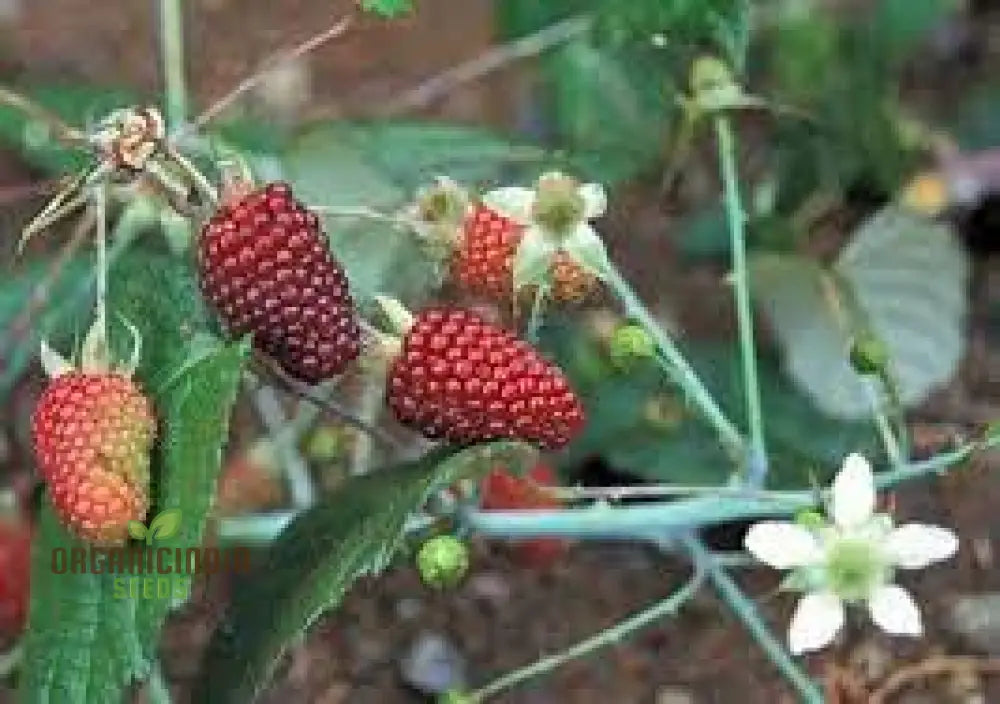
788, 592, 844, 654
512, 226, 556, 291
831, 453, 876, 528
868, 584, 922, 636
482, 187, 534, 225
886, 524, 959, 569
578, 182, 607, 219
745, 522, 823, 569
560, 223, 610, 279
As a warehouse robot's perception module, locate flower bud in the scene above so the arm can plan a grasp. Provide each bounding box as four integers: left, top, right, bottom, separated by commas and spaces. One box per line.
849, 333, 889, 376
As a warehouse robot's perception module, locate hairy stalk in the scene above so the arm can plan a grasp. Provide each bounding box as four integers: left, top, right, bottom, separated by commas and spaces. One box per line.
469, 569, 704, 702
603, 263, 744, 456
158, 0, 188, 131
713, 115, 767, 479
683, 536, 825, 703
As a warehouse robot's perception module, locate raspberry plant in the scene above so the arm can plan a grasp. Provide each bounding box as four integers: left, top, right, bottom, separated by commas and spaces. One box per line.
0, 0, 996, 702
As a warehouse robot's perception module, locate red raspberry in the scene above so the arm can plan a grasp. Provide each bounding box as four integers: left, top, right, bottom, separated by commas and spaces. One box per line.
197, 182, 361, 383
0, 520, 31, 634
451, 204, 596, 304
32, 373, 155, 545
385, 307, 585, 449
480, 463, 568, 567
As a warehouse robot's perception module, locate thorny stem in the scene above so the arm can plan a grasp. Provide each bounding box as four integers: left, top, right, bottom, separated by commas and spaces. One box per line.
714, 115, 768, 479
469, 568, 705, 702
158, 0, 188, 131
683, 536, 825, 704
603, 263, 744, 457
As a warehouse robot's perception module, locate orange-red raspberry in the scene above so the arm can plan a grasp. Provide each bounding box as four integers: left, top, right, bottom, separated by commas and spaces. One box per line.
32, 373, 155, 545
451, 204, 596, 304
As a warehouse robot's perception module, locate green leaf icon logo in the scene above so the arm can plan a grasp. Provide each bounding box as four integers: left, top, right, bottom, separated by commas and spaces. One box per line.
127, 521, 148, 541
146, 508, 183, 545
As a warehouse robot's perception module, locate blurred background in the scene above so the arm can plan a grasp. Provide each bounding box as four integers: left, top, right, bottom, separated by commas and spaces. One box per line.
0, 0, 999, 701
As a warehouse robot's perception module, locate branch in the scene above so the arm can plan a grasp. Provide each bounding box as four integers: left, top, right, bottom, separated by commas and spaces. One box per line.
379, 15, 592, 116
183, 16, 353, 135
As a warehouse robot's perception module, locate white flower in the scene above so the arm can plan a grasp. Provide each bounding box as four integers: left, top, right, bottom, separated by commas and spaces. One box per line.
483, 172, 609, 289
744, 453, 958, 654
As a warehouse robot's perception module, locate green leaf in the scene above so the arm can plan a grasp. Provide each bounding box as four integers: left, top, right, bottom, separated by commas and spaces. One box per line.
104, 256, 247, 645
281, 121, 547, 304
750, 206, 969, 419
147, 508, 183, 543
540, 319, 878, 488
22, 255, 247, 703
21, 504, 149, 703
127, 521, 148, 541
0, 259, 92, 400
196, 441, 529, 703
359, 0, 412, 18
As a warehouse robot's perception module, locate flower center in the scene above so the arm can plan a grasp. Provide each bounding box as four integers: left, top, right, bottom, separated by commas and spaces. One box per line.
825, 538, 888, 602
532, 174, 584, 237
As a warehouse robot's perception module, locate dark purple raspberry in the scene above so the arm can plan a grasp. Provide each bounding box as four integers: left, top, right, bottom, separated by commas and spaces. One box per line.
386, 307, 585, 449
197, 182, 360, 382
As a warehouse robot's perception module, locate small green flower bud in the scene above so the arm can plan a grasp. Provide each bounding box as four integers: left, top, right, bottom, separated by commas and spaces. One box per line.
609, 324, 655, 370
849, 333, 889, 376
417, 535, 470, 589
794, 510, 825, 531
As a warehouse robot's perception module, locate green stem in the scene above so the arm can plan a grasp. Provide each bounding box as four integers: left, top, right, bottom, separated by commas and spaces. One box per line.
470, 569, 705, 702
93, 180, 108, 331
525, 285, 547, 344
865, 378, 903, 468
713, 115, 767, 475
604, 263, 744, 456
147, 658, 173, 704
683, 536, 825, 704
464, 441, 981, 539
159, 0, 188, 131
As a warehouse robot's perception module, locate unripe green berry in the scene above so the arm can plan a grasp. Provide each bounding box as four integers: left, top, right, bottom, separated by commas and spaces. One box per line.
417, 535, 469, 589
849, 333, 889, 376
609, 324, 655, 370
